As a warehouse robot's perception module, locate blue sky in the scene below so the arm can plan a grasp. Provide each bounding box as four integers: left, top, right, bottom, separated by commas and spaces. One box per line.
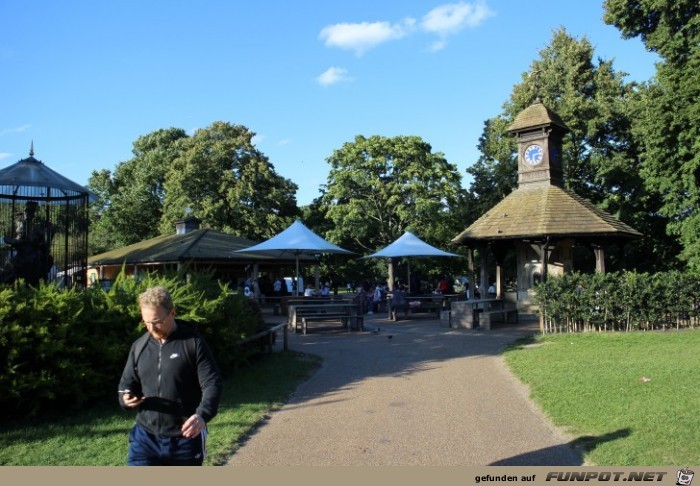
1, 0, 657, 206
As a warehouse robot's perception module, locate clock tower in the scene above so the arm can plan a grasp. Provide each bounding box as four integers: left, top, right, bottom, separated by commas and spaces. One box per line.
507, 98, 569, 188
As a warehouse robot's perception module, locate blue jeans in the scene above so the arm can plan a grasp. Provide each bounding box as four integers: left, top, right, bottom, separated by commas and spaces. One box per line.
127, 423, 207, 466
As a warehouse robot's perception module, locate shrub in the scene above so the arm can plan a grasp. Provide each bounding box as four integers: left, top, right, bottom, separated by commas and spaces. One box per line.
535, 270, 700, 333
0, 269, 266, 418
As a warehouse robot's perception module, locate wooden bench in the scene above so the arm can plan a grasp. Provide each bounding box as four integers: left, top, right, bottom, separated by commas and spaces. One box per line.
299, 313, 363, 334
289, 303, 363, 334
281, 296, 352, 316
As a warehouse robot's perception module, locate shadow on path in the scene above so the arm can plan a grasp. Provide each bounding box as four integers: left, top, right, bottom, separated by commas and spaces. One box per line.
490, 429, 632, 466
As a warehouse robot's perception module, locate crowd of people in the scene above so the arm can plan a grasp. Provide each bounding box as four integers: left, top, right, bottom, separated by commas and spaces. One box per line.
234, 272, 511, 315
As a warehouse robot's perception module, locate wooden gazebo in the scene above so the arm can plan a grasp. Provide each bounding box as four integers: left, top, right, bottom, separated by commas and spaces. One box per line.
452, 100, 641, 316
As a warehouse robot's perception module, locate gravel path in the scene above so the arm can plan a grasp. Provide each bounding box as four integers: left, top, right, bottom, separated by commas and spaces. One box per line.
225, 315, 582, 466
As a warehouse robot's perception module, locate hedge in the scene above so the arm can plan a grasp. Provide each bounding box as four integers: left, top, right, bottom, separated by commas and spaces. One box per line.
534, 270, 700, 333
0, 269, 266, 418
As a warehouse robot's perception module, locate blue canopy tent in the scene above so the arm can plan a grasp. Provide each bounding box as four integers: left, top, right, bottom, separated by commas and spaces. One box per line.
235, 220, 353, 295
364, 231, 461, 293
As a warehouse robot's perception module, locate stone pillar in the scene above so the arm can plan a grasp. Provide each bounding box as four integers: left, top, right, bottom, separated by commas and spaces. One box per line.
594, 245, 606, 274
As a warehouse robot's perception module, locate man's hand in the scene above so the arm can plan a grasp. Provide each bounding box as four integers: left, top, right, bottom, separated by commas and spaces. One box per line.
121, 392, 145, 409
181, 414, 205, 438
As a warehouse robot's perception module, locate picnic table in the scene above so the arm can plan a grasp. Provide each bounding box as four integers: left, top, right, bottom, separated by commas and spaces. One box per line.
386, 292, 467, 320
450, 298, 518, 329
288, 302, 364, 334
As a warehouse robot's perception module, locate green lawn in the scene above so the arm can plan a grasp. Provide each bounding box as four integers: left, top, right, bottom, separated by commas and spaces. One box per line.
3, 330, 698, 466
0, 350, 321, 466
503, 329, 700, 465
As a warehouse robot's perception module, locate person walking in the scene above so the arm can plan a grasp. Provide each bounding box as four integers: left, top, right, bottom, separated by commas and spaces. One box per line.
118, 286, 223, 466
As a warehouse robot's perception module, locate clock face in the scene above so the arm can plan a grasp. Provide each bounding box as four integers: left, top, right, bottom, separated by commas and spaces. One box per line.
524, 144, 544, 166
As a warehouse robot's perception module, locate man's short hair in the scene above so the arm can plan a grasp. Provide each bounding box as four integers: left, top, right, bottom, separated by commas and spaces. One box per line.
138, 286, 174, 312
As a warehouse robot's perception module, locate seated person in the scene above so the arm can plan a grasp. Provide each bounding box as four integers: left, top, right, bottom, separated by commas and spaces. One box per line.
304, 287, 316, 297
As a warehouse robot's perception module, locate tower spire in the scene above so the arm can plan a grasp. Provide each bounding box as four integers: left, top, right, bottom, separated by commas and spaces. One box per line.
29, 141, 34, 157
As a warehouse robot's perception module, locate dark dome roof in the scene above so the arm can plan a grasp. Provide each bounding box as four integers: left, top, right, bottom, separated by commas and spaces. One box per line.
0, 150, 92, 200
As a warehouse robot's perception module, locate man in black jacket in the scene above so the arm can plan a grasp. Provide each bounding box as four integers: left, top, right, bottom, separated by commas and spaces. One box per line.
118, 286, 223, 466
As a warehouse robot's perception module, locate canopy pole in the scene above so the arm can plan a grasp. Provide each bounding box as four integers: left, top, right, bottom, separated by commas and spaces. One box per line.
295, 255, 300, 296
407, 259, 411, 294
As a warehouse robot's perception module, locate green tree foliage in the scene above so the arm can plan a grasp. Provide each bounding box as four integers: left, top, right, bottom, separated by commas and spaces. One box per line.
88, 123, 299, 253
88, 128, 187, 252
318, 135, 466, 283
162, 122, 299, 239
468, 28, 680, 271
604, 0, 700, 269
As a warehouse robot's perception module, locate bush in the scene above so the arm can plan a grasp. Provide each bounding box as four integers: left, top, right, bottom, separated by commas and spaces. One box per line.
535, 270, 700, 333
0, 269, 266, 418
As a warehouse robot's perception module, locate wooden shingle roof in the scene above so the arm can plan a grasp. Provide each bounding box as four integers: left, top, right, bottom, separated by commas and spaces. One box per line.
507, 99, 569, 133
452, 185, 642, 244
88, 229, 310, 266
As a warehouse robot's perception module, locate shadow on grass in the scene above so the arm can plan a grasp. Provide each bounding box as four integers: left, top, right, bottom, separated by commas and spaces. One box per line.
489, 428, 632, 466
0, 397, 132, 448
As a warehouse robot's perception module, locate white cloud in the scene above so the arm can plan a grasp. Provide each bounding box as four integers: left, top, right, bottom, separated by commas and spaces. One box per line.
428, 39, 448, 52
318, 2, 494, 58
0, 152, 11, 160
277, 139, 292, 146
251, 134, 264, 145
319, 19, 415, 56
0, 124, 31, 136
421, 1, 494, 37
316, 67, 352, 86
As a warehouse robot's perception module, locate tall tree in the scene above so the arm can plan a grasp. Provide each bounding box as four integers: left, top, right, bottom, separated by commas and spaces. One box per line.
321, 135, 464, 252
318, 135, 466, 283
162, 122, 299, 240
88, 128, 186, 251
87, 168, 116, 255
604, 0, 700, 270
467, 28, 680, 271
87, 122, 299, 252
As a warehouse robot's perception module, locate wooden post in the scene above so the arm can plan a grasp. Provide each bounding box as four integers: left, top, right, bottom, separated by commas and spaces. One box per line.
480, 245, 488, 297
467, 248, 475, 300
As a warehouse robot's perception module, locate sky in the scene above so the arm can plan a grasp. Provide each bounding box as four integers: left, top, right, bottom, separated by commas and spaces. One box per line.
0, 0, 658, 206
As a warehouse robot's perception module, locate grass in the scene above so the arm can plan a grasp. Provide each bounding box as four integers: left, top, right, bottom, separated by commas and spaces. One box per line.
4, 330, 699, 466
503, 329, 700, 465
0, 350, 321, 466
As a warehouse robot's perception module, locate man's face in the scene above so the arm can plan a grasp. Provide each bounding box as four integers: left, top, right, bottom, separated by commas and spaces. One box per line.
141, 305, 175, 341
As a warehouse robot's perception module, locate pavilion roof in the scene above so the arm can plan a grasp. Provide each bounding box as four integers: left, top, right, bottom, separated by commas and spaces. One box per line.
88, 228, 312, 266
452, 185, 642, 244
